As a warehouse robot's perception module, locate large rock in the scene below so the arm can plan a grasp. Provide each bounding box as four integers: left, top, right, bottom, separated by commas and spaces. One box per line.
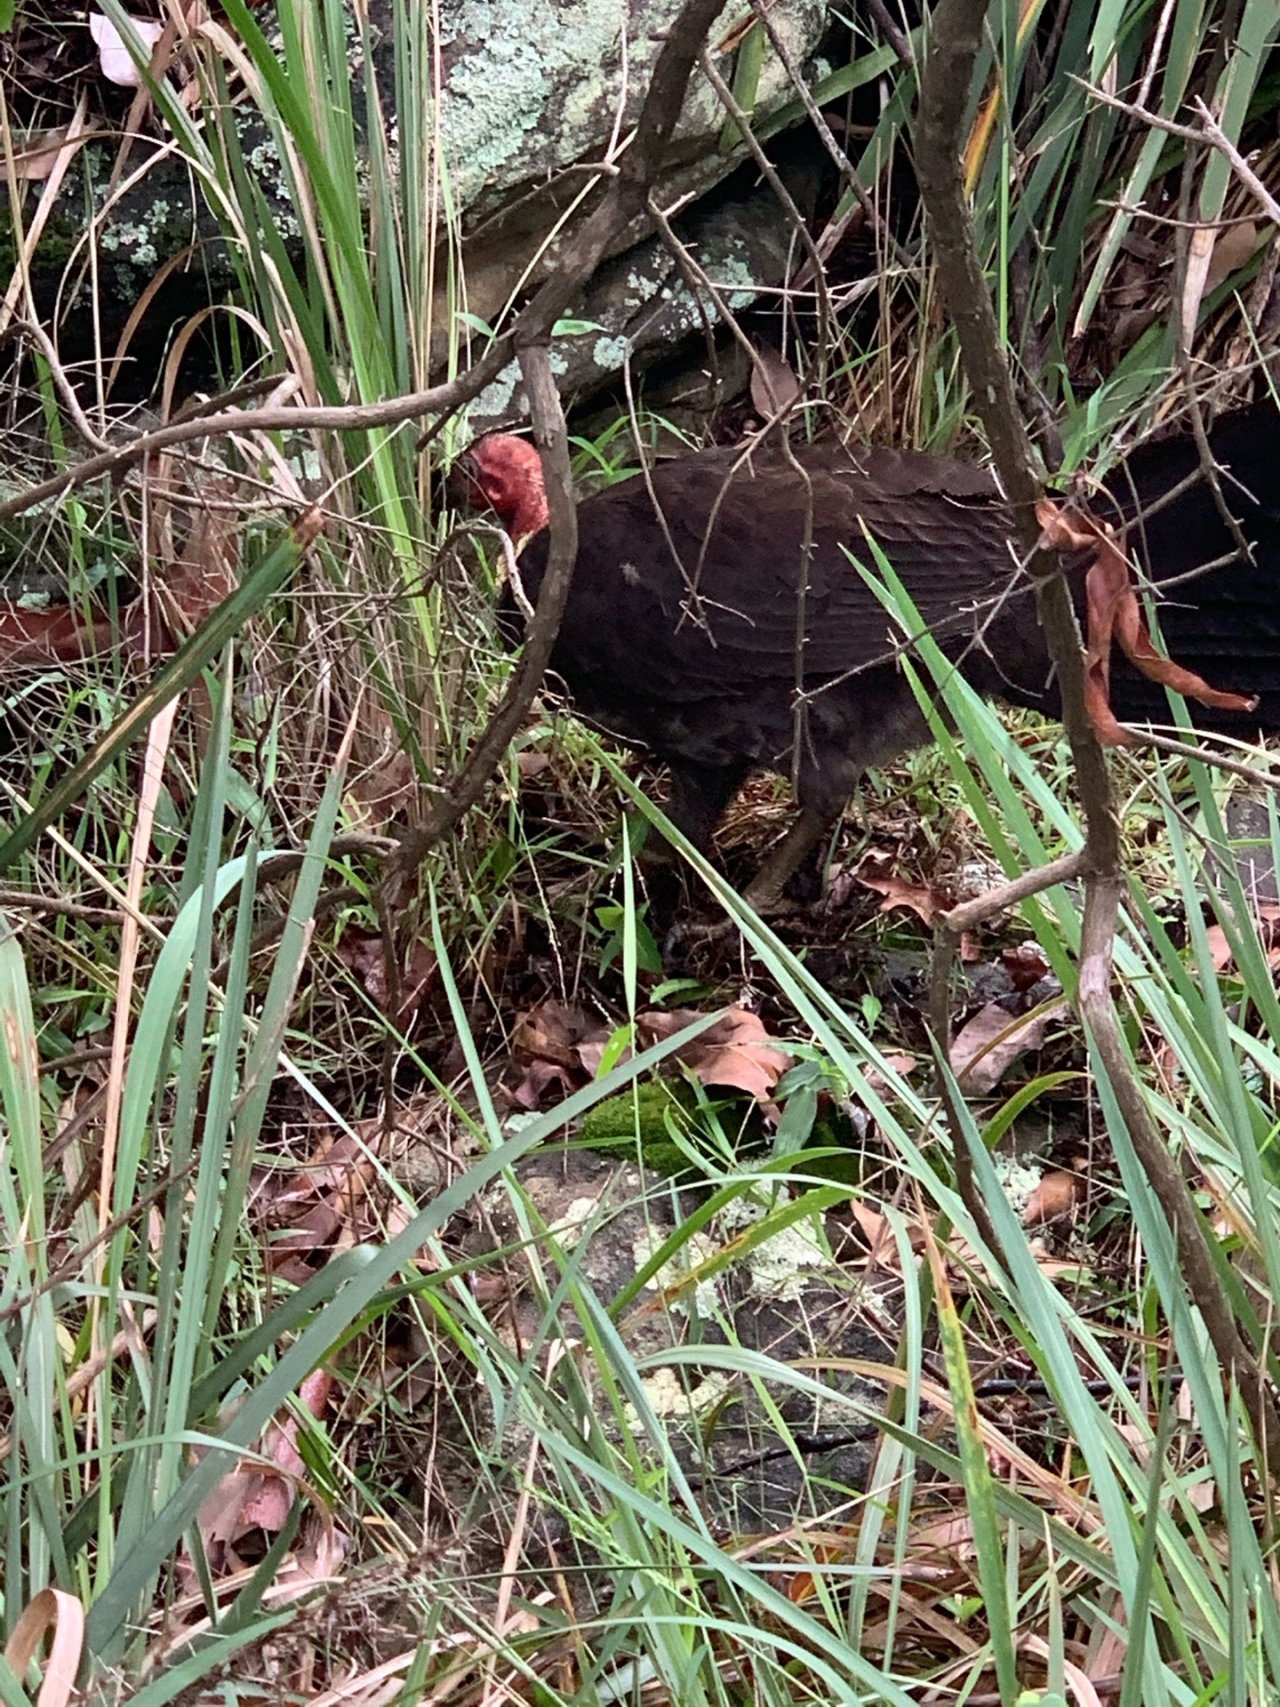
20, 1, 830, 396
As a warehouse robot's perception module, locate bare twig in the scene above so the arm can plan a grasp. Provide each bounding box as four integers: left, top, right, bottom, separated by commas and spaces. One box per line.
1169, 125, 1254, 561
747, 0, 915, 272
938, 850, 1089, 936
384, 0, 730, 889
0, 888, 125, 922
0, 319, 112, 453
1078, 82, 1280, 227
865, 0, 914, 68
920, 0, 1280, 1465
698, 45, 834, 386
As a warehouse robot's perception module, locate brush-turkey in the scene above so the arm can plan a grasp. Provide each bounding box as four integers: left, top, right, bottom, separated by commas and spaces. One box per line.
458, 406, 1280, 909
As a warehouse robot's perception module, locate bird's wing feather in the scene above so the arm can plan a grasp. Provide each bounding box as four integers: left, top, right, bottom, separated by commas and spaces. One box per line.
529, 446, 1026, 697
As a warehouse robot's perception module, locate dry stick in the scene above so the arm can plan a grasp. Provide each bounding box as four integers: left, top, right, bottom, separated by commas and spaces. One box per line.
698, 46, 835, 389
917, 0, 1280, 1466
746, 0, 914, 274
0, 353, 511, 525
865, 0, 915, 69
0, 4, 732, 527
1169, 128, 1255, 563
938, 850, 1089, 938
383, 0, 730, 890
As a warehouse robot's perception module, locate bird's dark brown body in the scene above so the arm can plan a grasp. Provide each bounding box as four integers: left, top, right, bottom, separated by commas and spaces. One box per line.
468, 407, 1280, 903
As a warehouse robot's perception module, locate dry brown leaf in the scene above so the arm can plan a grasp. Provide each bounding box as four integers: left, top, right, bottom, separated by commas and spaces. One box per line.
1088, 1591, 1130, 1680
950, 998, 1069, 1094
337, 926, 436, 1023
11, 125, 95, 182
1001, 942, 1052, 989
1022, 1169, 1083, 1226
3, 1589, 84, 1707
855, 862, 942, 925
507, 1056, 576, 1112
513, 999, 597, 1069
910, 1510, 976, 1558
1037, 498, 1257, 746
0, 484, 240, 667
1204, 924, 1233, 973
848, 1197, 925, 1263
260, 1132, 378, 1280
861, 1051, 918, 1097
194, 1371, 333, 1576
1205, 219, 1261, 294
346, 746, 416, 831
638, 1006, 792, 1100
749, 343, 803, 418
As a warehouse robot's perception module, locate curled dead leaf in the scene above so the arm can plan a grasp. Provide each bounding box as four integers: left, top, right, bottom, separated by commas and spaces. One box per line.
950, 998, 1070, 1094
638, 1006, 792, 1100
1022, 1169, 1083, 1226
1036, 497, 1257, 747
855, 855, 942, 926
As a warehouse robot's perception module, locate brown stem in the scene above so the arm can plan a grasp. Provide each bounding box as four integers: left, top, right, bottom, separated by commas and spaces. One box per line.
915, 0, 1280, 1465
385, 345, 577, 886
382, 0, 730, 885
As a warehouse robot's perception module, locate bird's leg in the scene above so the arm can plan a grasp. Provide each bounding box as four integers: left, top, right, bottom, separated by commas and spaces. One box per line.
665, 759, 751, 852
741, 807, 837, 915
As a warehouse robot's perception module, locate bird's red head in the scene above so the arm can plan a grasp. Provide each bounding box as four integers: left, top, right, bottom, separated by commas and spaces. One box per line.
455, 434, 549, 541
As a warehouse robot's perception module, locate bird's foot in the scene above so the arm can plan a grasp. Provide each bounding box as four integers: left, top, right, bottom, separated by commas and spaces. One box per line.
661, 889, 801, 959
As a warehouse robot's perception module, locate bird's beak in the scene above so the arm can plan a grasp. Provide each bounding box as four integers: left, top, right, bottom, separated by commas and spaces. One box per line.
449, 450, 485, 509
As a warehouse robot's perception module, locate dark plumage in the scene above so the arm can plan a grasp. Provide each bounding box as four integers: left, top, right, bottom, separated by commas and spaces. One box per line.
461, 407, 1280, 906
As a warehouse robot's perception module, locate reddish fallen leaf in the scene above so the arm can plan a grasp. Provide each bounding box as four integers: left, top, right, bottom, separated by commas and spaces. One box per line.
259, 1132, 376, 1280
346, 745, 416, 831
848, 1198, 925, 1264
1022, 1169, 1083, 1226
855, 862, 942, 926
512, 999, 597, 1070
749, 343, 803, 419
509, 1002, 793, 1109
861, 1051, 918, 1096
638, 1007, 793, 1101
507, 1056, 575, 1112
0, 487, 239, 668
1204, 924, 1233, 974
950, 998, 1070, 1094
193, 1369, 333, 1574
1205, 219, 1260, 295
336, 925, 436, 1023
1001, 943, 1052, 989
11, 122, 97, 181
238, 1368, 332, 1530
1037, 498, 1257, 747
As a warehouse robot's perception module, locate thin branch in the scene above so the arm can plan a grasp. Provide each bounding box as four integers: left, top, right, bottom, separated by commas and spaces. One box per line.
698, 45, 834, 386
0, 888, 125, 922
383, 0, 730, 887
865, 0, 915, 69
919, 0, 1280, 1465
939, 850, 1089, 935
0, 319, 111, 453
1078, 82, 1280, 227
746, 0, 915, 272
